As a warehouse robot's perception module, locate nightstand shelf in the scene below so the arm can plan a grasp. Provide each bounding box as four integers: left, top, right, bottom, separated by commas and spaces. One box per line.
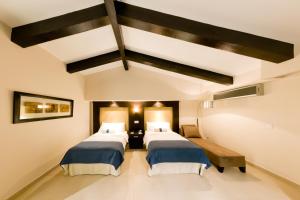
129, 131, 144, 149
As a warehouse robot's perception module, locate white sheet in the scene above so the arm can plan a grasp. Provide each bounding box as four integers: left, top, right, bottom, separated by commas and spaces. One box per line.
84, 131, 128, 149
144, 130, 206, 176
62, 131, 128, 176
62, 163, 120, 176
144, 130, 187, 149
149, 163, 207, 176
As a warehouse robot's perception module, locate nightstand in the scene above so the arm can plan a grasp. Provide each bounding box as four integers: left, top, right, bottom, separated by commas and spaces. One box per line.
129, 131, 144, 149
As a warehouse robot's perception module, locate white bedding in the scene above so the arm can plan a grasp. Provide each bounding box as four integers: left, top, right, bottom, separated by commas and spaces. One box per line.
144, 130, 187, 148
144, 130, 206, 176
62, 131, 128, 176
84, 131, 128, 149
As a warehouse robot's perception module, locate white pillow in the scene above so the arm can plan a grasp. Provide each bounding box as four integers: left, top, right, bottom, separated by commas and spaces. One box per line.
147, 122, 171, 132
159, 122, 171, 130
99, 128, 115, 134
99, 122, 125, 133
146, 122, 156, 132
153, 128, 169, 132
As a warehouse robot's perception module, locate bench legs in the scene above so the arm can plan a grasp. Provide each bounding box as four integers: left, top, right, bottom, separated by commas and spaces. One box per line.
239, 166, 246, 173
216, 166, 224, 173
216, 166, 246, 173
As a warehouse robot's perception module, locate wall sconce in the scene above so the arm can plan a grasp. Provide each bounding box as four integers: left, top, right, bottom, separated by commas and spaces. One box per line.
111, 101, 118, 107
203, 101, 213, 109
133, 105, 140, 113
154, 101, 163, 107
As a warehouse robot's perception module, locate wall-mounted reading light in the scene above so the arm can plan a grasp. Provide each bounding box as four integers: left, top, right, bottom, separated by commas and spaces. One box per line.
133, 104, 140, 113
154, 101, 163, 107
111, 101, 118, 107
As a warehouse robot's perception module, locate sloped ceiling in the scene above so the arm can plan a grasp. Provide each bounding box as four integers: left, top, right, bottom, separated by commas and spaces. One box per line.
122, 0, 300, 45
85, 63, 210, 101
122, 26, 260, 76
40, 26, 118, 63
0, 0, 299, 83
0, 0, 104, 27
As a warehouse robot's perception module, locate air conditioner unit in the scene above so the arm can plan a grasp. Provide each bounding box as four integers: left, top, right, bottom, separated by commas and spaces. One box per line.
213, 84, 264, 100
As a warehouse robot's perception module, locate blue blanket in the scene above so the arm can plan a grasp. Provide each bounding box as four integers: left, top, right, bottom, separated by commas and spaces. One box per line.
146, 140, 211, 169
60, 141, 124, 169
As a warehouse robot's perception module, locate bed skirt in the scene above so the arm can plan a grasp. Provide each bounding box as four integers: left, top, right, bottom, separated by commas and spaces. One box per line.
61, 163, 120, 176
148, 162, 207, 176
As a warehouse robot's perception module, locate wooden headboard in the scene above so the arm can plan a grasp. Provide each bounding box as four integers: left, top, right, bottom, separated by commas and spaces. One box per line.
99, 107, 129, 131
144, 107, 173, 130
93, 101, 179, 133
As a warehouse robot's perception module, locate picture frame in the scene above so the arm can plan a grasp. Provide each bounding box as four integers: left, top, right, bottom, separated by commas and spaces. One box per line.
13, 91, 74, 123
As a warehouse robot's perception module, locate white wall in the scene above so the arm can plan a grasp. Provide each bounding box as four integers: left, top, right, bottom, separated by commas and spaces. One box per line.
0, 23, 89, 199
85, 64, 207, 101
261, 53, 300, 79
200, 74, 300, 185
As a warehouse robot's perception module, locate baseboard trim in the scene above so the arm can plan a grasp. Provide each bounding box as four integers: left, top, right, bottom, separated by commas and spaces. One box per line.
246, 161, 300, 187
6, 164, 59, 200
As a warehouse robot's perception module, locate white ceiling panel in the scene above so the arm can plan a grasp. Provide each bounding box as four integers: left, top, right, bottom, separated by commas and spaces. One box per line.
80, 61, 123, 76
0, 0, 104, 27
128, 61, 214, 86
40, 26, 118, 63
123, 0, 300, 44
123, 26, 261, 76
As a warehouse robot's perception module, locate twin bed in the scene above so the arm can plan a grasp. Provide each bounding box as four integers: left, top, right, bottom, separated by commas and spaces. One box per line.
60, 121, 210, 177
60, 122, 128, 176
144, 122, 211, 176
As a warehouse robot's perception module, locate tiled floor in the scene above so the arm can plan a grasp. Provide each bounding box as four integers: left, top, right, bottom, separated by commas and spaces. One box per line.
11, 150, 300, 200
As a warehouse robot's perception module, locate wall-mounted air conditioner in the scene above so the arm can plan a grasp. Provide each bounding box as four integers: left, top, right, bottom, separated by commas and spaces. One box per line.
213, 84, 264, 100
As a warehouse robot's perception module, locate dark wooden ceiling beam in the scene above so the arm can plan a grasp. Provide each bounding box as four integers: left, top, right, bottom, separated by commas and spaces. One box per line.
66, 49, 233, 85
104, 0, 128, 70
116, 2, 294, 63
125, 50, 233, 85
11, 4, 109, 47
67, 50, 121, 73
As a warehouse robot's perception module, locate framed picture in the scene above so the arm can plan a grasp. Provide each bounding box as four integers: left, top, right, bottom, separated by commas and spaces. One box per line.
13, 91, 74, 123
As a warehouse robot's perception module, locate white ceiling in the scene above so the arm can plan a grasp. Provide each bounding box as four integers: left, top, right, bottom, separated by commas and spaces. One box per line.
123, 0, 300, 45
40, 26, 117, 63
1, 0, 299, 82
80, 61, 122, 75
0, 0, 104, 27
123, 26, 260, 76
128, 61, 214, 87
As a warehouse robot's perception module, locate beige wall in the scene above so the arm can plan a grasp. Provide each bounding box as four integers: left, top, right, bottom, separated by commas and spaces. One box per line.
0, 24, 90, 199
200, 74, 300, 185
85, 66, 201, 133
179, 100, 200, 126
85, 65, 206, 101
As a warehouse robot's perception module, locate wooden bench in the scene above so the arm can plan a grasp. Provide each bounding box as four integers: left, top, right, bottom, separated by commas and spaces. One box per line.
182, 125, 246, 173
